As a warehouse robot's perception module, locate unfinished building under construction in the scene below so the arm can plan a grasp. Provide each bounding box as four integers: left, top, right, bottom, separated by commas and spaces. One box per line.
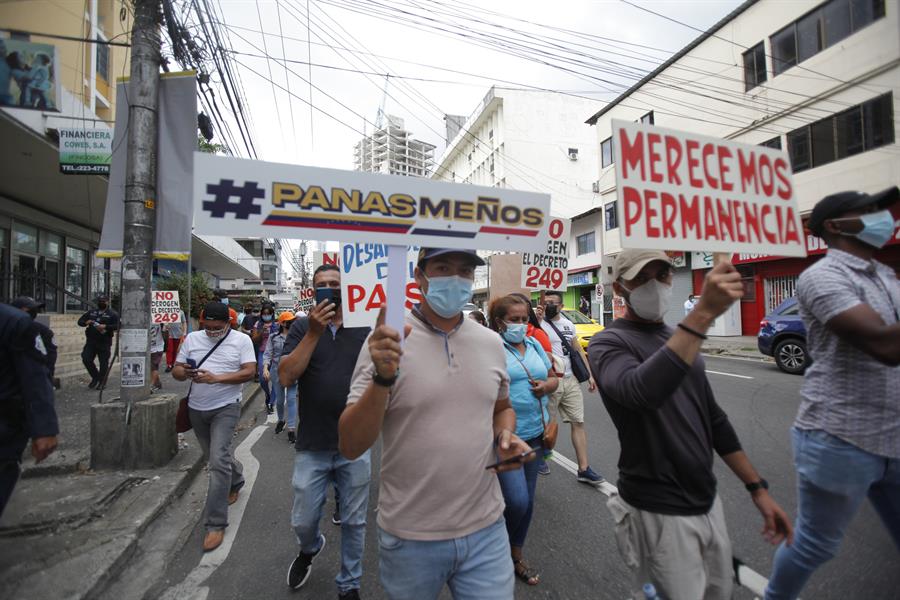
353, 115, 436, 177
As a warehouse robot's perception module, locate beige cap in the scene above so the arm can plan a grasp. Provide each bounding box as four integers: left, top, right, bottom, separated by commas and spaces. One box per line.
612, 249, 672, 281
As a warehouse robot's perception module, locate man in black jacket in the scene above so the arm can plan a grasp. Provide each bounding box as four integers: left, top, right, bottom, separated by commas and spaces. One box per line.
77, 295, 119, 389
0, 303, 58, 517
11, 296, 58, 387
588, 249, 793, 600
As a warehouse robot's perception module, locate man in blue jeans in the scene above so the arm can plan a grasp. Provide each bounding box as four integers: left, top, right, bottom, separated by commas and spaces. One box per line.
339, 248, 534, 600
765, 187, 900, 600
279, 264, 371, 600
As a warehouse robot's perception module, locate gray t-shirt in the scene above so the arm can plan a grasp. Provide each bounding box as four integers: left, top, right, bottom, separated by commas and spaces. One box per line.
796, 249, 900, 459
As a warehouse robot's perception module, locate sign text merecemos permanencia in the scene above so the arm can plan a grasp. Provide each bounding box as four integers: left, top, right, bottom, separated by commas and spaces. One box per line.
612, 120, 806, 257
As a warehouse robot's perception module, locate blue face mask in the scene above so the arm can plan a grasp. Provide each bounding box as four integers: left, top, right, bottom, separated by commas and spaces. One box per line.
501, 322, 527, 344
262, 314, 273, 322
221, 298, 229, 306
424, 275, 474, 318
843, 209, 897, 249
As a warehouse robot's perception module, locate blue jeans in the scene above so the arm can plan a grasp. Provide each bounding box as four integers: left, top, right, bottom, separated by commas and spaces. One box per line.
275, 382, 297, 428
765, 428, 900, 600
497, 437, 541, 548
377, 517, 514, 600
257, 352, 270, 404
291, 450, 371, 593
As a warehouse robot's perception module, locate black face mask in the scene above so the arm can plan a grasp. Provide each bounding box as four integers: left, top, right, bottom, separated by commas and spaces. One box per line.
98, 303, 108, 310
545, 304, 559, 319
27, 310, 38, 320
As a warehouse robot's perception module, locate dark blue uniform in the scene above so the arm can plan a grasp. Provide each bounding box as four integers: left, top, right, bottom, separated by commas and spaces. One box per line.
77, 305, 119, 385
0, 303, 58, 516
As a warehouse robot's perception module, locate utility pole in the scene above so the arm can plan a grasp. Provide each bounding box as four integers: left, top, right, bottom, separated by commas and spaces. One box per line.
92, 0, 175, 470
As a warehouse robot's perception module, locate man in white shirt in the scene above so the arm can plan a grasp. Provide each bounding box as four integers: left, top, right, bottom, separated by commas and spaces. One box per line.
684, 294, 698, 316
173, 301, 257, 552
539, 291, 604, 486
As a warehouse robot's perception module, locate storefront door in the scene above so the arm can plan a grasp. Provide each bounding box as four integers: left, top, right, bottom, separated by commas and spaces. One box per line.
13, 253, 38, 298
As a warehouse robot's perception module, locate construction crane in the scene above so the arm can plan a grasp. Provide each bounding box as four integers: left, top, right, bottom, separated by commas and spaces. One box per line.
374, 75, 389, 130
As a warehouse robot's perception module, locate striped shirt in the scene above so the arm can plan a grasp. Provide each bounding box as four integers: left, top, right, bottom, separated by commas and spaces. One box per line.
796, 249, 900, 459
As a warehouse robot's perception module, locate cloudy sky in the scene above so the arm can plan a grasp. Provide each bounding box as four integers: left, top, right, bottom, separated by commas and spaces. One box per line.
212, 0, 745, 169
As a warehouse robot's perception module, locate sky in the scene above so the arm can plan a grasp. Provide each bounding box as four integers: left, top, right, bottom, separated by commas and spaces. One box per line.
201, 0, 746, 274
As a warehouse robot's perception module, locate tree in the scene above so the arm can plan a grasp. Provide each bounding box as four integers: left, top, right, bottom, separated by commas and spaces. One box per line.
198, 134, 228, 155
156, 271, 212, 318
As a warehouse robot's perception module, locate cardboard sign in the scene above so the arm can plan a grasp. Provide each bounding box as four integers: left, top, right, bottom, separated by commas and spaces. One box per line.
151, 290, 181, 323
192, 153, 549, 252
296, 287, 316, 313
612, 120, 806, 257
340, 243, 422, 328
521, 217, 570, 291
312, 250, 341, 269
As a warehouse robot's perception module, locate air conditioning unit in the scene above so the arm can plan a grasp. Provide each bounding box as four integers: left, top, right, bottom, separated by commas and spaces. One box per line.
592, 181, 600, 193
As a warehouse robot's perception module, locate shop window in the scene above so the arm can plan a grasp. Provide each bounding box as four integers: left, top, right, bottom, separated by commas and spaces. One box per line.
65, 246, 88, 310
604, 201, 618, 231
742, 42, 767, 91
576, 232, 595, 256
40, 231, 62, 259
12, 222, 38, 253
601, 137, 614, 168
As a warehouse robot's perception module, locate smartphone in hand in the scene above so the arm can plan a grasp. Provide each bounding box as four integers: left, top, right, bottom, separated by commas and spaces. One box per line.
485, 448, 538, 470
185, 358, 198, 377
315, 287, 342, 308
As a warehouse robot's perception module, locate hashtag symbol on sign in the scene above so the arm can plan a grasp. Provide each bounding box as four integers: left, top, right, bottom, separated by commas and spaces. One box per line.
202, 179, 265, 219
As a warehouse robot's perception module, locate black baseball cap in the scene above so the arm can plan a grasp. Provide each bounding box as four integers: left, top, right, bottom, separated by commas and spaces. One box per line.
11, 296, 44, 310
203, 301, 230, 322
213, 289, 228, 299
417, 248, 485, 267
808, 186, 899, 236
96, 294, 109, 301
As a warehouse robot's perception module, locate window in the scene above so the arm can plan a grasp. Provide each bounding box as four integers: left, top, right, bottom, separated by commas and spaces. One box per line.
760, 136, 782, 150
640, 111, 654, 125
601, 137, 614, 168
96, 37, 110, 83
770, 0, 885, 76
12, 222, 38, 253
40, 231, 62, 259
787, 92, 894, 173
604, 201, 618, 231
743, 43, 767, 90
576, 232, 595, 256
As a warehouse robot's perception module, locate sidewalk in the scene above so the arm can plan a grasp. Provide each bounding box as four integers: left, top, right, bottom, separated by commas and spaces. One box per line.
701, 335, 771, 361
0, 369, 262, 600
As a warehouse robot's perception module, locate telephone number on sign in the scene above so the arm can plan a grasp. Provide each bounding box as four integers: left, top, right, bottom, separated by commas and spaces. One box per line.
524, 267, 564, 289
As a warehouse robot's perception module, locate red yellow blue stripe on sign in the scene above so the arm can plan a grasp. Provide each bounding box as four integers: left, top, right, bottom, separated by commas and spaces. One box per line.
262, 210, 413, 234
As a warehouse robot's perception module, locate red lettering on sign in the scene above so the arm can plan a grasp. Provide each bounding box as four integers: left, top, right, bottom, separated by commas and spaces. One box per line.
623, 186, 643, 237
759, 154, 774, 197
738, 149, 758, 195
774, 158, 792, 200
686, 140, 702, 188
679, 193, 701, 239
548, 219, 564, 239
661, 192, 677, 238
348, 284, 366, 312
760, 204, 777, 243
644, 190, 660, 238
647, 133, 663, 183
665, 136, 683, 185
619, 129, 645, 181
702, 144, 719, 190
703, 196, 718, 240
718, 146, 734, 192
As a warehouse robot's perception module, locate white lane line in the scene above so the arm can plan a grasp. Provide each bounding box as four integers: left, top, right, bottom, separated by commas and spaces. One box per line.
549, 448, 769, 597
160, 425, 267, 600
706, 369, 754, 380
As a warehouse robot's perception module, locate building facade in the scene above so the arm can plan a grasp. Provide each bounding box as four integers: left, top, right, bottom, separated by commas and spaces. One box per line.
353, 115, 435, 177
587, 0, 899, 334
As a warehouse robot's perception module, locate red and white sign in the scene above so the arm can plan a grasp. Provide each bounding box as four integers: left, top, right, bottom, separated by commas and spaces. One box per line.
521, 217, 571, 291
612, 120, 806, 257
312, 249, 340, 269
151, 290, 181, 323
296, 287, 316, 313
340, 244, 422, 328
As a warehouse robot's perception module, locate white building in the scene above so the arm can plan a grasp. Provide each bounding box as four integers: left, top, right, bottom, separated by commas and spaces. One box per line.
353, 115, 435, 177
586, 0, 899, 331
433, 87, 603, 305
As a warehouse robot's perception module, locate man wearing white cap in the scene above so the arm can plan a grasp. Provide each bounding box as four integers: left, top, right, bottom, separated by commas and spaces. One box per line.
587, 249, 793, 600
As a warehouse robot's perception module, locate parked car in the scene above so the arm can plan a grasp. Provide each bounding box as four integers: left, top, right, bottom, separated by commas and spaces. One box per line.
758, 297, 809, 375
561, 309, 604, 349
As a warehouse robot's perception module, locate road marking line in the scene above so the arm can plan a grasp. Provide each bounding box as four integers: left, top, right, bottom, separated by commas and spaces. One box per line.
159, 425, 267, 600
550, 449, 769, 597
706, 369, 754, 379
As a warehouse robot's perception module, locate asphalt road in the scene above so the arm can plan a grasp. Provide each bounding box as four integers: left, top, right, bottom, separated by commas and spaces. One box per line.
152, 355, 899, 600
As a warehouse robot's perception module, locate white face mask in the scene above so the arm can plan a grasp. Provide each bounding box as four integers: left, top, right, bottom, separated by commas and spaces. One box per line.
622, 279, 673, 322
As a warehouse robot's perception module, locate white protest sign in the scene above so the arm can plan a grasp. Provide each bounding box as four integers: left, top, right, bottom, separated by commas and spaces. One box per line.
192, 153, 549, 252
340, 243, 422, 328
521, 216, 570, 291
296, 287, 316, 313
312, 250, 341, 269
151, 290, 181, 323
612, 120, 806, 257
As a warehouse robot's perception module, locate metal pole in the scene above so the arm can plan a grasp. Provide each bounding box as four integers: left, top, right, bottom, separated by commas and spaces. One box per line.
120, 0, 160, 407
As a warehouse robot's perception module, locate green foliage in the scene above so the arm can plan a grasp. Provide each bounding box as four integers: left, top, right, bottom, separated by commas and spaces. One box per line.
156, 271, 212, 318
198, 135, 228, 155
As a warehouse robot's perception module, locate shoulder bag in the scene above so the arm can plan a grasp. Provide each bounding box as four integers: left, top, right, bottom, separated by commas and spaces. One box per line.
175, 329, 231, 433
504, 342, 559, 450
544, 318, 591, 383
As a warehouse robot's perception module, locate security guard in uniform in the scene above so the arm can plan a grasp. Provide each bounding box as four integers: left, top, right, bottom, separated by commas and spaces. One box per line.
12, 296, 59, 388
77, 295, 119, 389
0, 302, 58, 517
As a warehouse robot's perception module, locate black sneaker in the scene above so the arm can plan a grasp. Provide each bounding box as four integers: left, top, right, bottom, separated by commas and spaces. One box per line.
332, 503, 341, 526
88, 379, 98, 389
577, 466, 605, 486
266, 403, 274, 415
287, 430, 296, 444
338, 589, 360, 600
287, 534, 325, 589
275, 421, 285, 434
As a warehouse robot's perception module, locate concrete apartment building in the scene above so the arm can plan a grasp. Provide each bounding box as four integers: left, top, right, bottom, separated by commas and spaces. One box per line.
432, 87, 604, 312
353, 114, 436, 177
587, 0, 899, 332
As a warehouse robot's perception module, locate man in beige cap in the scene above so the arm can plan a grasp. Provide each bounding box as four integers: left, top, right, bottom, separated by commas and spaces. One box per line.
587, 250, 793, 600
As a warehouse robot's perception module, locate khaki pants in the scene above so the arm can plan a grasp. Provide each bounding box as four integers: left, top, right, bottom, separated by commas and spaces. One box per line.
549, 375, 584, 423
607, 493, 734, 600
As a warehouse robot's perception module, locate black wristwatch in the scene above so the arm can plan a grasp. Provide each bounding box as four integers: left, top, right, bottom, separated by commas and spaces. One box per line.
745, 479, 769, 493
373, 371, 398, 387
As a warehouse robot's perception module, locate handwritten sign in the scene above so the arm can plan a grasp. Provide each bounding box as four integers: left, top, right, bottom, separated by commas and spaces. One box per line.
312, 249, 340, 269
521, 217, 570, 291
340, 243, 422, 328
296, 287, 315, 313
612, 120, 805, 257
150, 291, 181, 323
